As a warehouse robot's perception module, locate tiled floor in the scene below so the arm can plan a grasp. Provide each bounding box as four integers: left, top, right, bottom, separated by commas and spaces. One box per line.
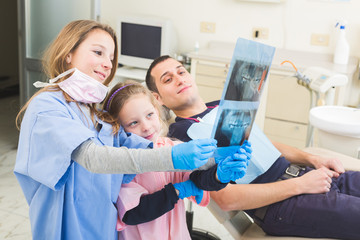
0, 94, 234, 240
0, 95, 32, 239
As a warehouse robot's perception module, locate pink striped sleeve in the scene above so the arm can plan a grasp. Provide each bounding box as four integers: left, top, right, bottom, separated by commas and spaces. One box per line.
116, 181, 149, 231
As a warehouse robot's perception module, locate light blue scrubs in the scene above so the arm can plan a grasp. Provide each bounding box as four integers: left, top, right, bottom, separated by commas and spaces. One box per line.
14, 91, 151, 240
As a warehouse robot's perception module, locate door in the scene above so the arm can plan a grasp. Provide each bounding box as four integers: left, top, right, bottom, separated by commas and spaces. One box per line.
18, 0, 101, 106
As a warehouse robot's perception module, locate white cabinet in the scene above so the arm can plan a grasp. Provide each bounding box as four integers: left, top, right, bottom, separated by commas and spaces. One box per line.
190, 59, 229, 102
264, 118, 308, 148
264, 70, 311, 149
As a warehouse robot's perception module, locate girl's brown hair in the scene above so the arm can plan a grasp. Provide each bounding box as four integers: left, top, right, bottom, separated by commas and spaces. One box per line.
16, 20, 118, 129
100, 80, 168, 135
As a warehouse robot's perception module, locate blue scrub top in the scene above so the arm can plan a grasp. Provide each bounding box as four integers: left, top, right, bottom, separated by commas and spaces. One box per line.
14, 91, 151, 240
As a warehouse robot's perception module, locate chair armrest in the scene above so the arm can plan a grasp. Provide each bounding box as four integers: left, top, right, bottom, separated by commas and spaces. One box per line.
303, 147, 360, 171
207, 199, 253, 239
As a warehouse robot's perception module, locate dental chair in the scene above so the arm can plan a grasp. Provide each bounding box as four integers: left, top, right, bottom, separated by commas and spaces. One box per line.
161, 108, 360, 239
207, 147, 360, 240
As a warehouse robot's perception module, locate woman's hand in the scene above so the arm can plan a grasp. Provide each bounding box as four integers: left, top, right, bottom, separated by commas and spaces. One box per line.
216, 141, 252, 183
172, 139, 217, 170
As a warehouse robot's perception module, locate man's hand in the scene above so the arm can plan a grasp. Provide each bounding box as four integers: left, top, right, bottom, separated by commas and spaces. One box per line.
310, 155, 345, 178
295, 167, 333, 194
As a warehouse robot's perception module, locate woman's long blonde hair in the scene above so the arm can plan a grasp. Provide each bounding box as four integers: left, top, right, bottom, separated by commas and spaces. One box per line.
16, 20, 118, 129
100, 80, 168, 136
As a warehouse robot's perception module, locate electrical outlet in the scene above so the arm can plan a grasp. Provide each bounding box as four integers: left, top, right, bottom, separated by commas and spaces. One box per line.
252, 27, 269, 39
310, 34, 329, 46
200, 22, 216, 33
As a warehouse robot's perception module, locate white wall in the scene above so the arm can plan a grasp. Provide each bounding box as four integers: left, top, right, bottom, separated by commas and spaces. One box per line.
101, 0, 360, 56
101, 0, 360, 106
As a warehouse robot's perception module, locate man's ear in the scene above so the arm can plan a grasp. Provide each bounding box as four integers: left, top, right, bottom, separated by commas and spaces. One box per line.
152, 92, 164, 106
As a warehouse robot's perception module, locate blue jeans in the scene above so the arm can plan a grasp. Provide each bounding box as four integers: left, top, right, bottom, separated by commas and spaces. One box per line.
255, 168, 360, 239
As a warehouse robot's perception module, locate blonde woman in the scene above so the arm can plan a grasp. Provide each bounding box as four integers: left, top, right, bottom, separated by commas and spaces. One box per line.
14, 20, 220, 240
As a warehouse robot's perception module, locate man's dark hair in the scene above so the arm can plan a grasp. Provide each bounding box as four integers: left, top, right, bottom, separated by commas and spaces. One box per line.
145, 55, 172, 94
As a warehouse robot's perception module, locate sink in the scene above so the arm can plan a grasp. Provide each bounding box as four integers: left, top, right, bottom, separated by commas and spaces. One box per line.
310, 106, 360, 138
309, 106, 360, 158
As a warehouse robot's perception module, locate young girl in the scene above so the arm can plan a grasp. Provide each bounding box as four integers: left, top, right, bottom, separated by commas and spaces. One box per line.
103, 81, 251, 239
14, 20, 221, 240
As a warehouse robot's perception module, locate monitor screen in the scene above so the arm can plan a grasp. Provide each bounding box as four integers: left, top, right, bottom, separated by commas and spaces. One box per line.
121, 22, 162, 60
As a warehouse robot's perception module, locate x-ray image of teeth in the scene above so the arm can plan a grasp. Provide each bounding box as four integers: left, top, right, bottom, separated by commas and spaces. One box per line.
214, 109, 256, 147
224, 60, 269, 102
211, 37, 275, 147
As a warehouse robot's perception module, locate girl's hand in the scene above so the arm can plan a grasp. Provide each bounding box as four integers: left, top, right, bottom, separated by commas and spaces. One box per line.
173, 180, 203, 204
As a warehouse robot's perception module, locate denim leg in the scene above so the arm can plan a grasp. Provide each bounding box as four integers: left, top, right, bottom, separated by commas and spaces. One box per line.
335, 170, 360, 197
257, 171, 360, 239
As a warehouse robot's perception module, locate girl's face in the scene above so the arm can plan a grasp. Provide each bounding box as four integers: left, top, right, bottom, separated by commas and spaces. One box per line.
66, 29, 115, 83
118, 93, 161, 143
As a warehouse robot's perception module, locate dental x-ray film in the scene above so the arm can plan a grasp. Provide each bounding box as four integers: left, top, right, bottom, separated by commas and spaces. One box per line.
211, 38, 275, 147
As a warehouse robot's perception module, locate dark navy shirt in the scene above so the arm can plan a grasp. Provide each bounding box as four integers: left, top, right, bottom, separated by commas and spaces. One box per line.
168, 100, 219, 142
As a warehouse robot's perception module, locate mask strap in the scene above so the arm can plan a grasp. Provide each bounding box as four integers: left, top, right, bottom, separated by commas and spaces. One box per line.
33, 68, 76, 88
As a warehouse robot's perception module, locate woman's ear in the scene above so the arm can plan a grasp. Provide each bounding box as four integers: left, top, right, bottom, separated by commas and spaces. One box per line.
66, 54, 72, 64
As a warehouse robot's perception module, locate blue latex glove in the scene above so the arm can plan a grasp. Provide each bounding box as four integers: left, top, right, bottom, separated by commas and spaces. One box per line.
173, 180, 203, 204
172, 139, 217, 170
241, 140, 252, 155
216, 151, 250, 183
214, 140, 252, 164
